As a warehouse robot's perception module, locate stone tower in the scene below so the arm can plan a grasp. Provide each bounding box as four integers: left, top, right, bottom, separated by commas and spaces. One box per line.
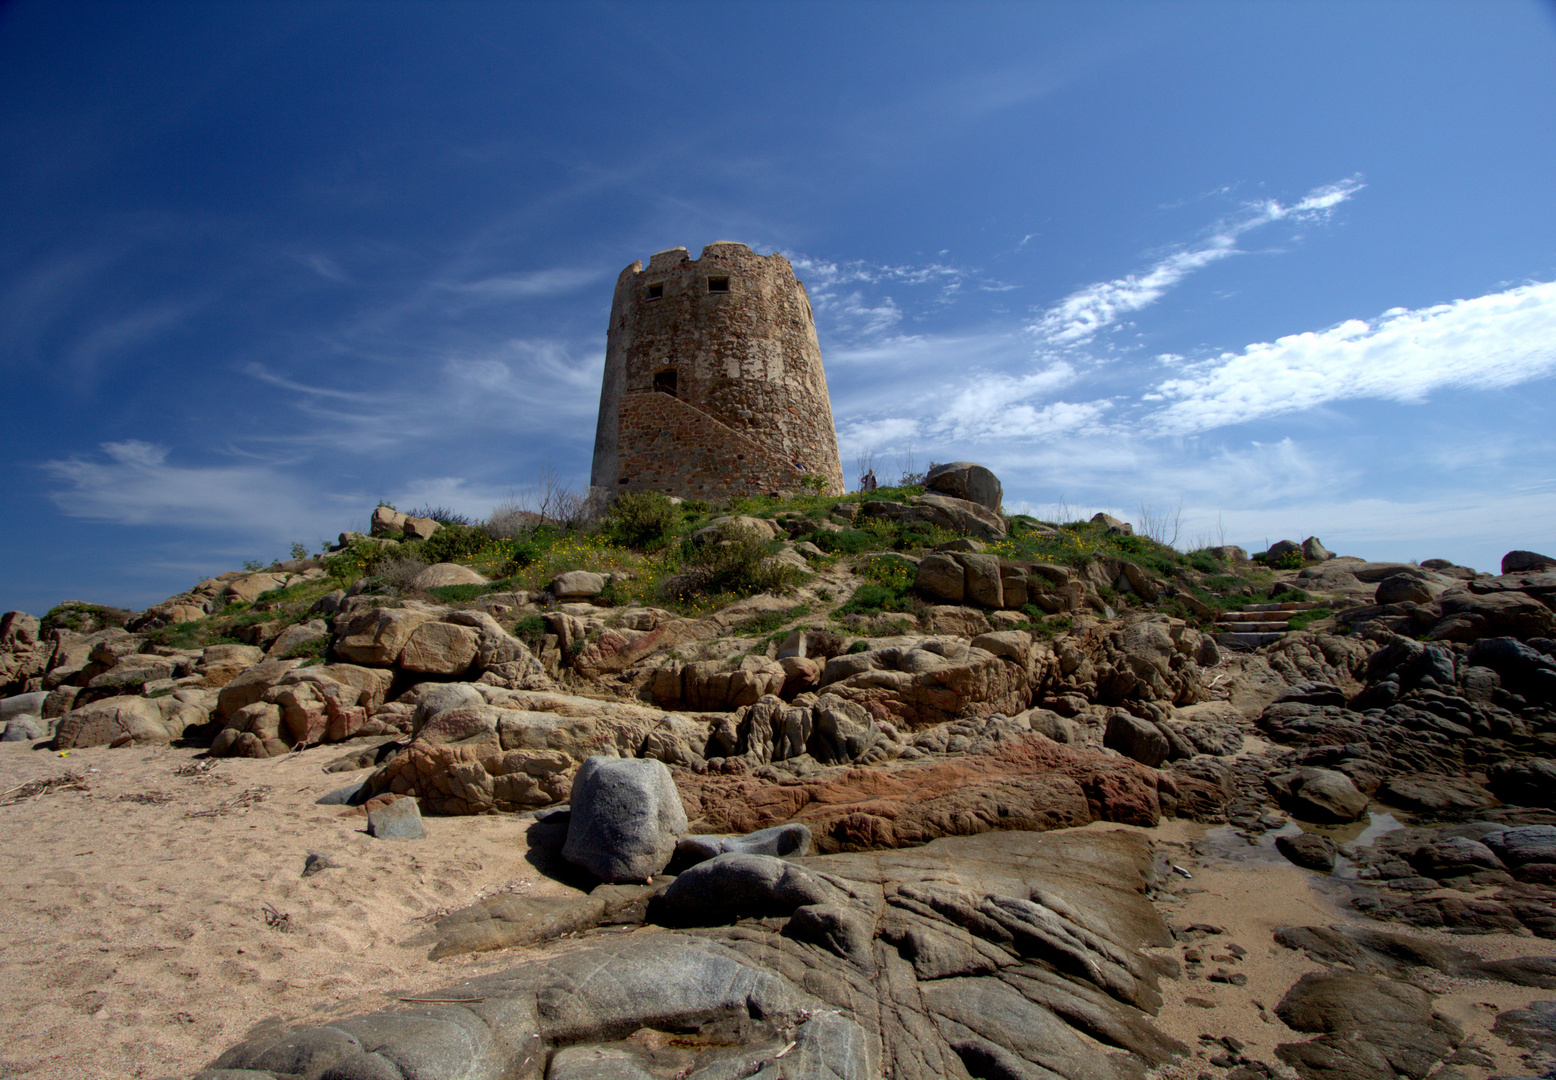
591, 242, 846, 501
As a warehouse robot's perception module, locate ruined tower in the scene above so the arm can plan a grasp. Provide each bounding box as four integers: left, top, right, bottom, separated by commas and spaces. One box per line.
591, 242, 846, 500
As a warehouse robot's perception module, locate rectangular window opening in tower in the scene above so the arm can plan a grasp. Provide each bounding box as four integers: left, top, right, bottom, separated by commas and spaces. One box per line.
646, 282, 664, 300
707, 276, 730, 294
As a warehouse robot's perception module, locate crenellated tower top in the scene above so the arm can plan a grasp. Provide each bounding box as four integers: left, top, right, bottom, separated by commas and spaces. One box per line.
591, 242, 845, 500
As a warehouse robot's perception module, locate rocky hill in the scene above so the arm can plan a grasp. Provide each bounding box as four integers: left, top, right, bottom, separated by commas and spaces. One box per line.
2, 461, 1554, 1080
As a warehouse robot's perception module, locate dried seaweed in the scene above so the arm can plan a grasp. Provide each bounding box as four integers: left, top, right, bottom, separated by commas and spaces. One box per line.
118, 791, 176, 805
185, 785, 271, 819
0, 771, 91, 804
261, 902, 292, 933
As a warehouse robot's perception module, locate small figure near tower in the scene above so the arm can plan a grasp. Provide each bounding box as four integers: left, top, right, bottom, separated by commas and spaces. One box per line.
591, 242, 846, 500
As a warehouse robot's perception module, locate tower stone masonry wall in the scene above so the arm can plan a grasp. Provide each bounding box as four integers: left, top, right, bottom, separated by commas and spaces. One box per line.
591, 241, 846, 499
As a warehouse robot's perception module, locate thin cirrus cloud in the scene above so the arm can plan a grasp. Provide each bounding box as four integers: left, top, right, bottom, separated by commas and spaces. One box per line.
40, 440, 322, 533
444, 266, 609, 300
1029, 176, 1365, 349
1147, 279, 1556, 434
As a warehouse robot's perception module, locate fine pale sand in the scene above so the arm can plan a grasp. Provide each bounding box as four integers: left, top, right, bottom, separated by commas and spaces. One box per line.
0, 740, 575, 1080
2, 742, 1552, 1079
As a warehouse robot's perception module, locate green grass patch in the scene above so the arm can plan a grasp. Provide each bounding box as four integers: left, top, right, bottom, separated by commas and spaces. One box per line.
279, 637, 327, 661
426, 576, 518, 604
1186, 549, 1224, 574
832, 553, 917, 618
809, 528, 874, 555
736, 604, 812, 637
1286, 608, 1333, 632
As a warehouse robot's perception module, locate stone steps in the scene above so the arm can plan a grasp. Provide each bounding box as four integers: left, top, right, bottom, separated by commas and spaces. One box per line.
1216, 630, 1288, 649
1213, 600, 1328, 649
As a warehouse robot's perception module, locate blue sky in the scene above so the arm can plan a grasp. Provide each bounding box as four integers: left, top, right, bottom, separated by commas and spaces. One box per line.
3, 1, 1555, 615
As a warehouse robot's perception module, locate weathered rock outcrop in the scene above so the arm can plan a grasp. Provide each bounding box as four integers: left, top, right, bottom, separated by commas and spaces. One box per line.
190, 829, 1184, 1080
676, 728, 1164, 851
857, 492, 1007, 541
817, 633, 1037, 727
1048, 615, 1219, 708
360, 690, 668, 814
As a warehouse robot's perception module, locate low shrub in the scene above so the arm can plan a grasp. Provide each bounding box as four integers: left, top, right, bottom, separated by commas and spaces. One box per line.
659, 521, 803, 605
490, 524, 571, 575
419, 523, 490, 564
280, 637, 327, 661
513, 615, 548, 651
834, 553, 916, 617
810, 528, 874, 555
606, 490, 678, 549
372, 555, 426, 591
408, 504, 477, 526
41, 602, 132, 635
835, 582, 913, 616
426, 578, 516, 603
1255, 548, 1304, 571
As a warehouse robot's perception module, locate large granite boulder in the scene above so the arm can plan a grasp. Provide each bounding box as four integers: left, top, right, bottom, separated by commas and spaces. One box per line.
924, 461, 1003, 513
363, 690, 668, 815
1050, 615, 1217, 708
1503, 549, 1556, 574
1275, 970, 1461, 1080
858, 494, 1007, 541
562, 756, 688, 883
654, 654, 787, 711
53, 693, 207, 749
674, 824, 813, 869
1268, 767, 1369, 823
1104, 710, 1170, 767
411, 563, 488, 589
398, 621, 480, 674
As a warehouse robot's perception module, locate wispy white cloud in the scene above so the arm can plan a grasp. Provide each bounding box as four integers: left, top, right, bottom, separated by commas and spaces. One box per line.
245, 363, 378, 401
445, 266, 608, 300
41, 441, 322, 533
1149, 279, 1556, 434
1029, 176, 1365, 348
295, 252, 349, 283
788, 253, 995, 335
820, 291, 902, 336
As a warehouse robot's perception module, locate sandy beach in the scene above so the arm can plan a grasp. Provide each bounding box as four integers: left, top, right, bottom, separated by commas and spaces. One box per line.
3, 739, 1552, 1079
0, 740, 577, 1080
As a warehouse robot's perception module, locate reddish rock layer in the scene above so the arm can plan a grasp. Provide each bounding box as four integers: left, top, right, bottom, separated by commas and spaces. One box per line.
675, 733, 1161, 853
